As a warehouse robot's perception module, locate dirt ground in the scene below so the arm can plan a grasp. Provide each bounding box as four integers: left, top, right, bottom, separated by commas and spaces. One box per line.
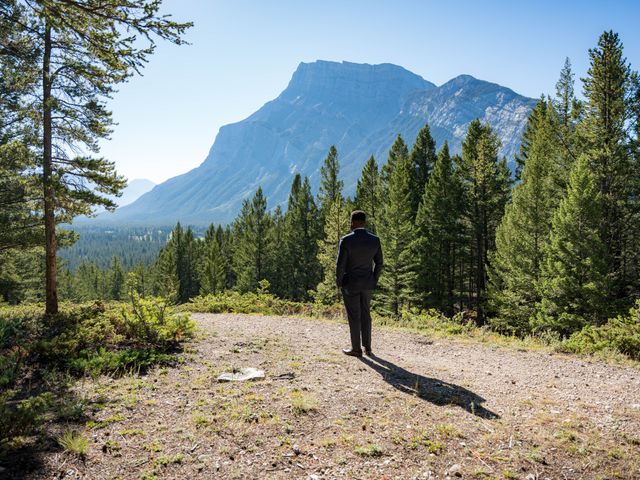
11, 313, 640, 479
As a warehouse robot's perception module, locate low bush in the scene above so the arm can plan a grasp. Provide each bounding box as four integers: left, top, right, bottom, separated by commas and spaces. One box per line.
561, 301, 640, 361
0, 292, 195, 451
377, 308, 477, 336
185, 281, 342, 319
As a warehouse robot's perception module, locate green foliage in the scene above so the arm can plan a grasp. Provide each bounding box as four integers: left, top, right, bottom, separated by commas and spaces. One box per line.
457, 120, 512, 322
283, 176, 322, 300
381, 134, 409, 193
563, 301, 640, 360
378, 135, 418, 316
409, 123, 437, 217
532, 156, 608, 335
489, 99, 564, 334
185, 287, 342, 319
233, 188, 272, 293
200, 224, 226, 295
316, 149, 348, 304
0, 390, 53, 448
354, 155, 381, 233
316, 197, 350, 304
317, 145, 344, 218
580, 30, 638, 310
57, 430, 89, 458
414, 142, 463, 315
0, 291, 194, 449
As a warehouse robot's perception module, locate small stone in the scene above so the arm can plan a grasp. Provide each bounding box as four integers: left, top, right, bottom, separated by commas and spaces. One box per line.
526, 474, 536, 480
293, 444, 301, 455
307, 475, 320, 480
447, 464, 463, 477
217, 367, 265, 382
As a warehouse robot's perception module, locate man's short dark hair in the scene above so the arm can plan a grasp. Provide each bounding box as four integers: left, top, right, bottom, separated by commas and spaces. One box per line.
351, 210, 366, 223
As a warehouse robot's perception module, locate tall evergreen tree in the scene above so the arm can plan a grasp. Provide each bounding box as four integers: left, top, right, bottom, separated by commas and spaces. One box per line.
1, 0, 191, 314
378, 144, 417, 316
354, 155, 381, 233
457, 120, 511, 323
265, 206, 287, 297
284, 175, 321, 300
200, 224, 226, 295
107, 256, 126, 300
409, 124, 437, 217
555, 57, 576, 131
488, 100, 563, 334
317, 145, 343, 218
316, 146, 347, 302
381, 134, 409, 194
233, 188, 272, 293
532, 156, 608, 334
579, 30, 638, 308
316, 196, 349, 304
414, 142, 462, 314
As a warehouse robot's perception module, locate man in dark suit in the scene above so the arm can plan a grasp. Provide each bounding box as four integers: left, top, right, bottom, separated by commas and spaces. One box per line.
336, 210, 383, 357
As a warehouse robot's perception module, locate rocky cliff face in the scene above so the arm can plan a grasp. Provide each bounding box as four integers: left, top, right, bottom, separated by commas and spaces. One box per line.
101, 61, 536, 225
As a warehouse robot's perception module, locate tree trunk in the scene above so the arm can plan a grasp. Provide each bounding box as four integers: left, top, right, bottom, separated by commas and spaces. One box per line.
43, 22, 58, 315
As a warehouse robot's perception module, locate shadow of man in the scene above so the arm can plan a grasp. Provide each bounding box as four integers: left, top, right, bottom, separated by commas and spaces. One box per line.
358, 354, 499, 420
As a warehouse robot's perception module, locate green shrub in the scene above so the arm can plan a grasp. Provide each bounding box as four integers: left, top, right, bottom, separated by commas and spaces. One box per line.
0, 296, 195, 451
377, 308, 476, 336
185, 288, 342, 319
122, 292, 194, 349
0, 390, 53, 447
562, 301, 640, 360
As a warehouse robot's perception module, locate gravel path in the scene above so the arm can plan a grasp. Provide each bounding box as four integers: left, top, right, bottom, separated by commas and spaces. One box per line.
21, 313, 640, 480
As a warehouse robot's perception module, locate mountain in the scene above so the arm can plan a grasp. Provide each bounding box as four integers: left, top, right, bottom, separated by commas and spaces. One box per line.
99, 60, 536, 225
88, 178, 156, 216
117, 179, 156, 207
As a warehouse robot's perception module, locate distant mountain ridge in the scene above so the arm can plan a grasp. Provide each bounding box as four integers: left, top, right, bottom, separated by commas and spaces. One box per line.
97, 60, 536, 225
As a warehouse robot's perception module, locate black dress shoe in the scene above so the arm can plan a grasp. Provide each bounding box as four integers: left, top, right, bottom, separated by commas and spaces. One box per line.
364, 349, 373, 356
342, 348, 363, 357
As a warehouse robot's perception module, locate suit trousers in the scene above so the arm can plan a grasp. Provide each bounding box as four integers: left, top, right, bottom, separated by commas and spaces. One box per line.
341, 288, 373, 351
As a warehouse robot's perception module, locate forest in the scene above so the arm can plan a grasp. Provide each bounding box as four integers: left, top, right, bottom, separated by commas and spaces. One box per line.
2, 27, 640, 352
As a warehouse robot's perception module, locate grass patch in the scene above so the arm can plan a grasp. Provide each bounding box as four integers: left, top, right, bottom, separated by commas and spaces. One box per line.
354, 443, 383, 457
58, 430, 89, 458
289, 391, 318, 415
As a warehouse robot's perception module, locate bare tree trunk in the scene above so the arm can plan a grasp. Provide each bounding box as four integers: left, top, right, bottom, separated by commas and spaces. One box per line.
43, 22, 58, 315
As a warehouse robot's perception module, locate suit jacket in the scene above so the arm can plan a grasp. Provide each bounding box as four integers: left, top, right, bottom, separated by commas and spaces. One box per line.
335, 228, 383, 293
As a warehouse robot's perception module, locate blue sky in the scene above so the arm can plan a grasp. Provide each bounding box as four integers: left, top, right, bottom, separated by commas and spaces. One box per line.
101, 0, 640, 184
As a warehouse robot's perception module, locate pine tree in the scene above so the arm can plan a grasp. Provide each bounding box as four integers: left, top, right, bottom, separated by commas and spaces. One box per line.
414, 143, 462, 314
265, 206, 287, 297
317, 145, 343, 218
233, 188, 272, 293
316, 196, 350, 304
354, 155, 381, 233
532, 156, 608, 335
284, 175, 321, 300
579, 30, 637, 309
409, 124, 437, 217
2, 0, 190, 314
200, 224, 226, 295
107, 256, 126, 300
457, 120, 511, 323
488, 100, 563, 334
381, 134, 409, 195
378, 145, 417, 316
315, 146, 347, 303
555, 57, 576, 131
